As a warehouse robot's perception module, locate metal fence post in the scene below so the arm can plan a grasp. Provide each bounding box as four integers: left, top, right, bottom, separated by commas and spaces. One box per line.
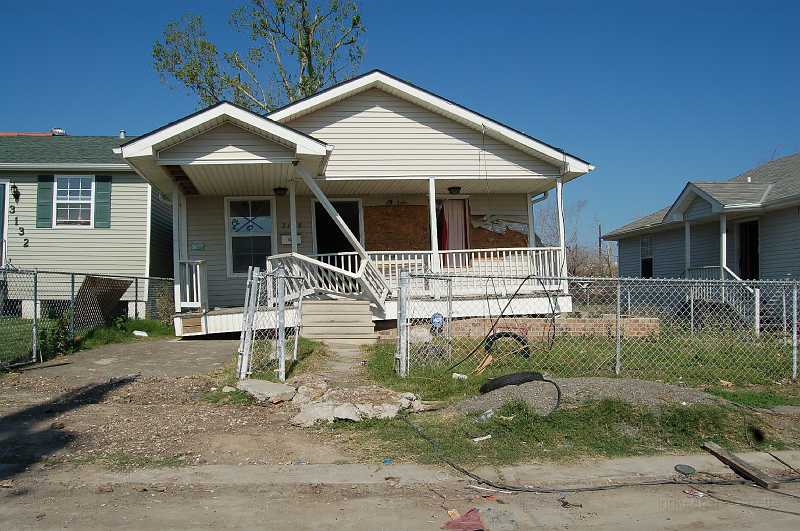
615, 279, 622, 376
754, 287, 761, 338
237, 267, 259, 380
446, 277, 453, 359
689, 285, 695, 335
397, 271, 410, 377
276, 268, 286, 382
792, 285, 798, 383
134, 277, 139, 320
32, 270, 39, 363
783, 288, 788, 338
69, 273, 75, 345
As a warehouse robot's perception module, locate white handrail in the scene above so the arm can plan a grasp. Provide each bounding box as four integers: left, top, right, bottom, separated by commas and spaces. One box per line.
268, 252, 390, 311
178, 260, 208, 311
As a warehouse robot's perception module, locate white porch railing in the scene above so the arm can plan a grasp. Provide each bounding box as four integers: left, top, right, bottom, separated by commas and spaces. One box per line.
178, 259, 208, 311
268, 252, 390, 311
684, 265, 758, 325
311, 247, 565, 295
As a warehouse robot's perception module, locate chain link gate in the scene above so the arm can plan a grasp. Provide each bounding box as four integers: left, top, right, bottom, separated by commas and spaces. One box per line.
237, 265, 307, 382
397, 273, 800, 385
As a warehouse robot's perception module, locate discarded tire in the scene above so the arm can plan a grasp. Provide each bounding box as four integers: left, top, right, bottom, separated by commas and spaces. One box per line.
479, 372, 545, 394
483, 331, 531, 359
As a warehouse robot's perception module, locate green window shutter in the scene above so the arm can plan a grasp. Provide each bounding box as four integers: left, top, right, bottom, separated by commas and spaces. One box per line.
94, 176, 112, 228
36, 175, 54, 228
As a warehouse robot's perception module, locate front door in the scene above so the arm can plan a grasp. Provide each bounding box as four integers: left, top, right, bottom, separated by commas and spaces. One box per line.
437, 199, 469, 251
738, 220, 759, 280
314, 200, 362, 254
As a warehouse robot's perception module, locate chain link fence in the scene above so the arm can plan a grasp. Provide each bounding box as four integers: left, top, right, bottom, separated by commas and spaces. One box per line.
396, 273, 799, 385
0, 267, 174, 368
237, 266, 307, 382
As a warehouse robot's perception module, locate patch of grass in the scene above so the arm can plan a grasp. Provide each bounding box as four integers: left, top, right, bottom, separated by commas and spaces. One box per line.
203, 388, 256, 406
78, 318, 173, 351
336, 399, 788, 465
367, 323, 794, 393
707, 385, 800, 408
249, 337, 329, 382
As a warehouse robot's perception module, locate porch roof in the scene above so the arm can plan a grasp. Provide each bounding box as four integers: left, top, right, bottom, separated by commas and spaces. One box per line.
116, 101, 330, 194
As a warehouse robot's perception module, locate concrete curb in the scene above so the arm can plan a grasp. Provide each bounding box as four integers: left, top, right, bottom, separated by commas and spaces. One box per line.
13, 450, 800, 490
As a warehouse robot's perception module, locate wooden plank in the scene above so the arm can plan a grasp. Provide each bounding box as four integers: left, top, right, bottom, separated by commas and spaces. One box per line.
701, 441, 780, 489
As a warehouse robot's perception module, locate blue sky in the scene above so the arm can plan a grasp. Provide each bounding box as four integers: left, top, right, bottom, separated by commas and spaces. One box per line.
2, 0, 799, 244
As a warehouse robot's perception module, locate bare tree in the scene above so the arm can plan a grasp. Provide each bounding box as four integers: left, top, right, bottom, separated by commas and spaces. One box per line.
153, 0, 365, 112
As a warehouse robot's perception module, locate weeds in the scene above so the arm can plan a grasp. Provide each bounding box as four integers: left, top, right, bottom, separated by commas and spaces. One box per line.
336, 399, 787, 465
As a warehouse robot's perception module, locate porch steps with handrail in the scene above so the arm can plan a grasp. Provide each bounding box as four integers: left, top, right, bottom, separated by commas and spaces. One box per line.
301, 299, 378, 345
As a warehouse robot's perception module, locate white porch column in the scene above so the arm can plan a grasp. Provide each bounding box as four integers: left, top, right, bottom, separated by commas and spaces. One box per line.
428, 177, 441, 273
295, 166, 368, 260
288, 180, 299, 253
719, 214, 727, 278
684, 221, 691, 275
171, 188, 188, 312
555, 177, 567, 279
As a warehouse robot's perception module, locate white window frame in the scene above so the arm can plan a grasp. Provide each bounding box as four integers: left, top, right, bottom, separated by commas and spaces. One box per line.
310, 197, 365, 255
0, 179, 10, 266
224, 196, 277, 278
53, 175, 95, 229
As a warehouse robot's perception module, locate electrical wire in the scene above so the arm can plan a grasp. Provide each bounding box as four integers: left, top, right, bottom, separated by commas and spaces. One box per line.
397, 414, 800, 494
446, 273, 557, 373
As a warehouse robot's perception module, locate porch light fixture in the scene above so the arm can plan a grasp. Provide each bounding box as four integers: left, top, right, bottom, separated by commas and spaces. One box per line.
448, 186, 461, 195
273, 187, 288, 197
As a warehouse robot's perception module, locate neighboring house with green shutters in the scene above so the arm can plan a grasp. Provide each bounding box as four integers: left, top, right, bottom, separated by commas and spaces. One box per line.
0, 132, 173, 304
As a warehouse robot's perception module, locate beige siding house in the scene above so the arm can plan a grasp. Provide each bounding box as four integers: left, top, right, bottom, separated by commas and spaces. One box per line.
0, 135, 173, 314
117, 70, 594, 337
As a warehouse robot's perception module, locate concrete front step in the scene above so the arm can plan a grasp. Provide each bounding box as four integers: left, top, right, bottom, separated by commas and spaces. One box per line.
302, 314, 374, 325
302, 301, 373, 316
301, 298, 376, 342
302, 325, 376, 337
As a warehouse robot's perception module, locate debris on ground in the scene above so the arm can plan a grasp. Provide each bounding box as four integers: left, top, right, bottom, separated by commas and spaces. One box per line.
442, 507, 484, 530
221, 385, 236, 393
453, 377, 719, 415
237, 379, 297, 403
559, 496, 582, 508
289, 385, 425, 427
132, 330, 149, 337
96, 483, 114, 493
472, 435, 492, 443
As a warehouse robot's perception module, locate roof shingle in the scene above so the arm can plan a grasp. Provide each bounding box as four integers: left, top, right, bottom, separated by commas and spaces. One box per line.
605, 152, 800, 239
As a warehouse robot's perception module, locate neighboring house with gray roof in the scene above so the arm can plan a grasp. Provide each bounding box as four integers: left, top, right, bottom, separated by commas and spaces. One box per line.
0, 132, 173, 282
604, 152, 800, 281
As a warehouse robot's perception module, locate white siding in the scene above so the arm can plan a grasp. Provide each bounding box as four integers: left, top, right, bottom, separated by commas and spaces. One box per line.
2, 172, 148, 276
287, 88, 561, 178
158, 123, 295, 164
685, 196, 713, 221
148, 188, 173, 277
759, 206, 800, 279
186, 196, 244, 308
